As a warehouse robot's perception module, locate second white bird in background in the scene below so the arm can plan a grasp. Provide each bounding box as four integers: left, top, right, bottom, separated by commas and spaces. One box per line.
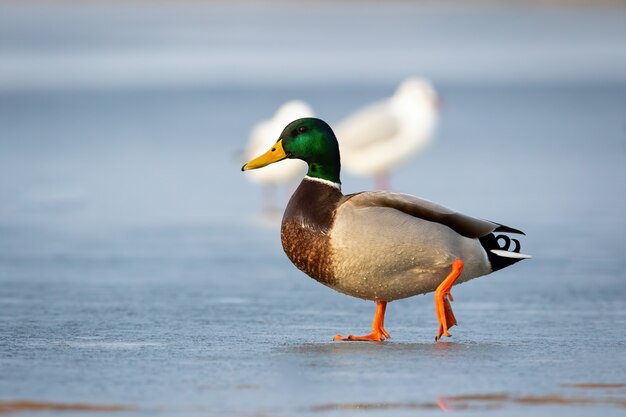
336, 77, 440, 190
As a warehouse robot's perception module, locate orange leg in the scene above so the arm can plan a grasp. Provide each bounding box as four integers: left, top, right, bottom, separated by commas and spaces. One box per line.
374, 171, 391, 191
334, 301, 390, 342
435, 259, 464, 341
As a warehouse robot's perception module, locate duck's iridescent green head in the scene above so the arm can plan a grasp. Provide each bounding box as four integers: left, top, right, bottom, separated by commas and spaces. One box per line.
242, 118, 341, 184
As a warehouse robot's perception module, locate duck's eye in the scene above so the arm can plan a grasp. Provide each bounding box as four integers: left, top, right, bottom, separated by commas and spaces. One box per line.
297, 126, 307, 133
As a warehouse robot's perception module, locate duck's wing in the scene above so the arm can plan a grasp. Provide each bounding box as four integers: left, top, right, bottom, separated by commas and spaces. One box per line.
344, 191, 524, 239
336, 101, 400, 151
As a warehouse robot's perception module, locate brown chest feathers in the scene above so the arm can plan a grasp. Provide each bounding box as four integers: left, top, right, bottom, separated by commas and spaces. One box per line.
280, 178, 343, 287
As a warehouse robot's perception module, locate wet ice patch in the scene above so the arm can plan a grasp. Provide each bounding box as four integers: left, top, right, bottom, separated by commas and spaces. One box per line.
215, 297, 250, 305
66, 339, 161, 349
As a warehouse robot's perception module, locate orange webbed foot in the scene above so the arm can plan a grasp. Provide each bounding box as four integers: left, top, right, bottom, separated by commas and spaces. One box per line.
333, 331, 387, 342
434, 259, 464, 341
334, 301, 390, 342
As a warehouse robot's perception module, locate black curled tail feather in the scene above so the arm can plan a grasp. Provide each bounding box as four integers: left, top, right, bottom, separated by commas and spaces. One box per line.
495, 235, 521, 253
479, 233, 527, 272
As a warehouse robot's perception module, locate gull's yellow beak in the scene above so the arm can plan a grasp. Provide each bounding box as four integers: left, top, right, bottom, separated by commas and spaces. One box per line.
241, 139, 287, 171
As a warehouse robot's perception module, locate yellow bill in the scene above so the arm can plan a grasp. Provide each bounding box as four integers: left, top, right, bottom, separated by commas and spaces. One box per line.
241, 139, 287, 171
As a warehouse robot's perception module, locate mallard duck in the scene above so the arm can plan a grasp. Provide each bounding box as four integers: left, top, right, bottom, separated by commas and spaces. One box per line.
336, 77, 439, 190
243, 101, 313, 213
242, 118, 530, 341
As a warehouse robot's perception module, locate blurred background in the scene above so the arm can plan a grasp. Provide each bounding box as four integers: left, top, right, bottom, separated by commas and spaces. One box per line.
0, 1, 624, 416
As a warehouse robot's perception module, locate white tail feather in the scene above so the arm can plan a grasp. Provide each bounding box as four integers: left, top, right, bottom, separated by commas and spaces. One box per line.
490, 249, 532, 259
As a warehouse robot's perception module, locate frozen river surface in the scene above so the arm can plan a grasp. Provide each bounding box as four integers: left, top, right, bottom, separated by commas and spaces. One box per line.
1, 83, 624, 417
